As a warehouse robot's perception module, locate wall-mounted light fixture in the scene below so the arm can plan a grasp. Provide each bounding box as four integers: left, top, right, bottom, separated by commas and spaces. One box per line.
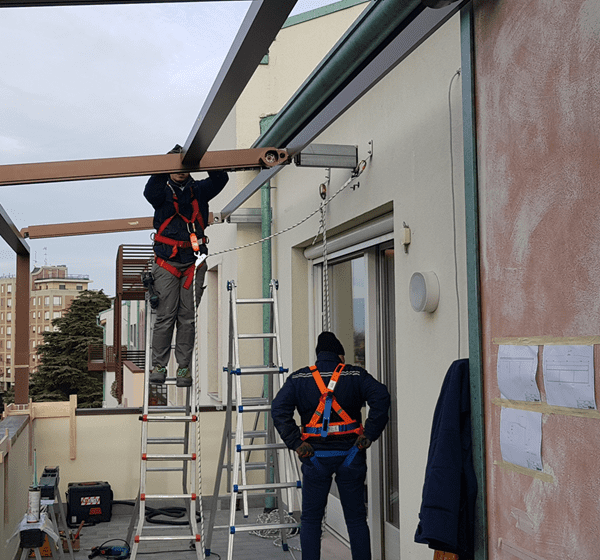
409, 271, 440, 313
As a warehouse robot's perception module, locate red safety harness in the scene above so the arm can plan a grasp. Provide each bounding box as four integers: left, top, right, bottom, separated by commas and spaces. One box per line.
154, 184, 208, 289
301, 364, 364, 440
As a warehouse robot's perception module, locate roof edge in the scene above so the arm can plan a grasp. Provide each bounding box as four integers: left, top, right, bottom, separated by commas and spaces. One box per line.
283, 0, 370, 29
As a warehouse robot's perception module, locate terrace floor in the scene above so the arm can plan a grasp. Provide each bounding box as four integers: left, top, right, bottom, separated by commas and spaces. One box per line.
59, 503, 350, 560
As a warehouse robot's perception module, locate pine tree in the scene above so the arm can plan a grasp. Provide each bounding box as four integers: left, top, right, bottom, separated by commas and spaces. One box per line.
29, 289, 111, 408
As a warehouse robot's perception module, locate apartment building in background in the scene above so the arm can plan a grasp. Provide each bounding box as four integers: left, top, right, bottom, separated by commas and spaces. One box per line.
0, 265, 90, 391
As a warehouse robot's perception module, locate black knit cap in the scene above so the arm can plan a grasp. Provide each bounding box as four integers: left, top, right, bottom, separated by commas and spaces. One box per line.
315, 331, 345, 357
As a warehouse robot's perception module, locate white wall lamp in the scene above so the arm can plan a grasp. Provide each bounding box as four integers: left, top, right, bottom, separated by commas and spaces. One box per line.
409, 271, 440, 313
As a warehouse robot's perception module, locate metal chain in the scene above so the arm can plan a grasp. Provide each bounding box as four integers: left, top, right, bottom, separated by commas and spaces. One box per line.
207, 161, 367, 259
192, 260, 206, 560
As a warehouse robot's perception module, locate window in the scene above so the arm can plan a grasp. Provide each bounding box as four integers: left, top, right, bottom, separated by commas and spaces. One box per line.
6, 313, 11, 322
38, 297, 41, 306
0, 327, 3, 335
38, 326, 41, 333
31, 297, 35, 307
59, 284, 66, 290
32, 311, 36, 319
0, 312, 3, 321
76, 285, 83, 290
7, 327, 11, 336
7, 285, 12, 293
44, 326, 50, 332
38, 311, 41, 319
0, 285, 3, 294
6, 299, 11, 308
32, 327, 36, 334
7, 341, 11, 349
44, 296, 50, 306
44, 311, 50, 320
53, 311, 61, 319
53, 296, 62, 305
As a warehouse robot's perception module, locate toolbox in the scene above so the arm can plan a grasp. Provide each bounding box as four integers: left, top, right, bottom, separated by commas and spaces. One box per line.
66, 481, 113, 527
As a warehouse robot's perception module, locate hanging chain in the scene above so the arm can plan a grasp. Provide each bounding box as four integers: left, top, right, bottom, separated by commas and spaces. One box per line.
192, 256, 206, 560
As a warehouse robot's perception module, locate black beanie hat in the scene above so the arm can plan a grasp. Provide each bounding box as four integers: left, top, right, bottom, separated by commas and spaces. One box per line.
315, 331, 345, 357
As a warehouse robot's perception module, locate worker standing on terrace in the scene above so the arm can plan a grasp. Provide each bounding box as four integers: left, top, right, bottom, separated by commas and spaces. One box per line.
271, 331, 390, 560
144, 145, 228, 387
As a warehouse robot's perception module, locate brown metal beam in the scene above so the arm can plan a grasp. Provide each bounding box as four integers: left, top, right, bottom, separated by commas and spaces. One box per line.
0, 147, 289, 187
21, 217, 154, 239
14, 252, 30, 405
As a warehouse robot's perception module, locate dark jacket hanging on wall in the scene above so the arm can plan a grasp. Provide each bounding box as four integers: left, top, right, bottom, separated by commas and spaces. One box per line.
414, 359, 477, 559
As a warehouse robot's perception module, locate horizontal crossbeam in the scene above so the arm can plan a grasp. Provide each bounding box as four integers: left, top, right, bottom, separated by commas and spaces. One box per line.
0, 148, 289, 187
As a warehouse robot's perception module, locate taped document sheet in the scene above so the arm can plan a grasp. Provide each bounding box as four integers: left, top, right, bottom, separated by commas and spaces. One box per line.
500, 408, 543, 471
542, 345, 596, 409
497, 345, 540, 402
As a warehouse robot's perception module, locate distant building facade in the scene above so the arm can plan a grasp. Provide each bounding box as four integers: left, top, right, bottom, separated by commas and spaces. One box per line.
0, 265, 90, 391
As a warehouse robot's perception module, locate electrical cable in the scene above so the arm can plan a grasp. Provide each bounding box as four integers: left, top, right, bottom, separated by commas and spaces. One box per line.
206, 160, 368, 259
448, 68, 462, 360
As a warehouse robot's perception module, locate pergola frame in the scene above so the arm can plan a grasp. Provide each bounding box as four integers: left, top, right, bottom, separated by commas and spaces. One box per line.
1, 0, 299, 404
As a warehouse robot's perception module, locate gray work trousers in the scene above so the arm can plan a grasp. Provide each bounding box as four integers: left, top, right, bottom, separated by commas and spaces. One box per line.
151, 260, 206, 369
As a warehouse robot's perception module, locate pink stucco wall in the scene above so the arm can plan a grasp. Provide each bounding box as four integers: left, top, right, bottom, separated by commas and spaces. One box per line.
474, 0, 600, 558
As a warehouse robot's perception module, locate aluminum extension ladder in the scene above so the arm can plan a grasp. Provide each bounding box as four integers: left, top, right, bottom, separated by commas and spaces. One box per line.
204, 279, 302, 559
127, 292, 204, 559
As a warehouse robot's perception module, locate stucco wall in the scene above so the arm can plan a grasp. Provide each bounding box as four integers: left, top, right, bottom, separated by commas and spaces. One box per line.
474, 0, 600, 558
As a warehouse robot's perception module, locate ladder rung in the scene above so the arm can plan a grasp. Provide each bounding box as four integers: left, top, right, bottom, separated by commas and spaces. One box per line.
148, 406, 187, 413
145, 416, 196, 422
136, 535, 199, 542
236, 298, 274, 304
142, 494, 195, 500
238, 333, 276, 339
144, 454, 195, 461
239, 397, 269, 405
238, 405, 271, 412
222, 462, 267, 471
146, 467, 185, 472
231, 523, 301, 533
230, 430, 267, 439
234, 366, 283, 375
234, 482, 301, 492
147, 437, 186, 445
237, 443, 287, 452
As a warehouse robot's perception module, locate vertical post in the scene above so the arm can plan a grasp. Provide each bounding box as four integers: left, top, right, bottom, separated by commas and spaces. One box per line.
114, 295, 123, 403
461, 4, 487, 559
14, 252, 30, 405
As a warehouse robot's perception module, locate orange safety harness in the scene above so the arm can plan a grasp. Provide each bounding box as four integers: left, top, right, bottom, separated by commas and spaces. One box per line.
301, 364, 364, 440
154, 184, 208, 289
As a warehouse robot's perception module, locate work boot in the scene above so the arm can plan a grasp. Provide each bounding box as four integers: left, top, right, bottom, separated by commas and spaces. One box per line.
176, 366, 192, 388
149, 365, 167, 384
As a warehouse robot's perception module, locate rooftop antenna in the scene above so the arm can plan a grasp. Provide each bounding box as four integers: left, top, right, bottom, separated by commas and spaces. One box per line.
43, 247, 47, 266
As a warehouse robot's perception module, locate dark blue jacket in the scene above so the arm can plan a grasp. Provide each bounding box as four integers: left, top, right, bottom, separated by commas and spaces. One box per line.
271, 351, 390, 452
144, 171, 228, 264
414, 359, 477, 559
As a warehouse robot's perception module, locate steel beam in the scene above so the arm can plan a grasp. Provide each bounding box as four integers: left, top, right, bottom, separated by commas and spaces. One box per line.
182, 0, 298, 166
220, 1, 469, 218
0, 148, 289, 187
0, 203, 30, 255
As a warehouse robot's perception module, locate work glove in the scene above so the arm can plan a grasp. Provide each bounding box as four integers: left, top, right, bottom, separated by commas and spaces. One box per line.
295, 441, 315, 458
355, 435, 372, 450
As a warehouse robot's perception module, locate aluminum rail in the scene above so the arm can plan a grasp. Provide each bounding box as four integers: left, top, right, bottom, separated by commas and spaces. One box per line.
0, 148, 289, 187
220, 1, 469, 219
182, 0, 298, 166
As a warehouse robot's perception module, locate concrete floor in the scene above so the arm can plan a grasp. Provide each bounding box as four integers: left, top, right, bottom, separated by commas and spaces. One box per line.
32, 502, 350, 560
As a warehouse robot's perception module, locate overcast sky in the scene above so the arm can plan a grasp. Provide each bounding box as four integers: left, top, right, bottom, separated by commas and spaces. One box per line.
0, 0, 344, 296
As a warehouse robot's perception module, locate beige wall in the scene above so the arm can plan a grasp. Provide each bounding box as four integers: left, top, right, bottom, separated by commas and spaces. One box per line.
0, 419, 33, 560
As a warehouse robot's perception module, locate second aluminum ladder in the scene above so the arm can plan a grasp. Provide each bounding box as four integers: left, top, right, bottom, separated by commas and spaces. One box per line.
205, 279, 302, 559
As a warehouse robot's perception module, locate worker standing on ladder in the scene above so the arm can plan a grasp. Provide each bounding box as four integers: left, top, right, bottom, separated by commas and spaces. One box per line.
271, 331, 390, 560
144, 144, 228, 387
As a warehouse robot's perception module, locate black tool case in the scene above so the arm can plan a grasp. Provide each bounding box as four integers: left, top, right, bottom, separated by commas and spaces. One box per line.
66, 481, 113, 527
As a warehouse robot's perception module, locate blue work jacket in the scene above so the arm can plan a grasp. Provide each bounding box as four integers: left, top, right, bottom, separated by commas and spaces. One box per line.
144, 170, 228, 264
271, 351, 391, 452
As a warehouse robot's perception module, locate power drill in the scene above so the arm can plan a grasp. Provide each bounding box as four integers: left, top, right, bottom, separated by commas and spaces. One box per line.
88, 545, 130, 559
141, 271, 159, 309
